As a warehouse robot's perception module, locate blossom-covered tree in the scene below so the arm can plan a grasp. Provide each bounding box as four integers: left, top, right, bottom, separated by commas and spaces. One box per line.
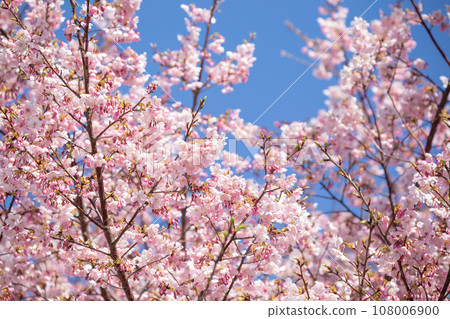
0, 0, 448, 301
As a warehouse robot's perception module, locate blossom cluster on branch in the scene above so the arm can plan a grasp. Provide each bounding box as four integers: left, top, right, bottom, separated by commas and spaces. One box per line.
0, 0, 448, 301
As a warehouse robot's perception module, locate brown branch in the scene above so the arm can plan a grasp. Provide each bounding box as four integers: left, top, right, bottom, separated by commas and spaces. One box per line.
72, 0, 134, 300
425, 82, 450, 154
111, 207, 142, 246
95, 95, 146, 140
180, 207, 188, 251
222, 242, 254, 301
295, 258, 311, 300
36, 49, 81, 98
50, 236, 109, 256
191, 0, 220, 113
75, 194, 112, 301
439, 266, 450, 300
410, 0, 450, 67
198, 219, 239, 301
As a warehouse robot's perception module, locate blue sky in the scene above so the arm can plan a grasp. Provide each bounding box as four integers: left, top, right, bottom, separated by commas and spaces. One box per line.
57, 1, 449, 129
129, 0, 449, 130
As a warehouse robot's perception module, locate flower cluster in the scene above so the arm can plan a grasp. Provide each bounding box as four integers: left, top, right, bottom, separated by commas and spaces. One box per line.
153, 4, 255, 96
